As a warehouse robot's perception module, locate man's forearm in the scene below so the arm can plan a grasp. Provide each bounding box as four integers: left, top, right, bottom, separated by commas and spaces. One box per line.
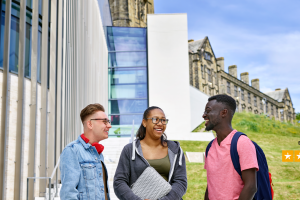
204, 187, 209, 200
238, 184, 256, 200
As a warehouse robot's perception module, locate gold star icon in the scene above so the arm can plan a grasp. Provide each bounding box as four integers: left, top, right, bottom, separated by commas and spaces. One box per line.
282, 150, 294, 162
295, 150, 300, 162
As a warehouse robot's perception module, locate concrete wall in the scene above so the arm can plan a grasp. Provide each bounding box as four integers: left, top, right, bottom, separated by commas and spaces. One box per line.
147, 14, 191, 140
190, 85, 209, 131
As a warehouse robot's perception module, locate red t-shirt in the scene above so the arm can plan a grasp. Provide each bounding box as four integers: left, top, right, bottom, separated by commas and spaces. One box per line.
204, 130, 259, 200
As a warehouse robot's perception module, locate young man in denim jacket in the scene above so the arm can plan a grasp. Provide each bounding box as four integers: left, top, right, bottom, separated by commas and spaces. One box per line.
60, 103, 112, 200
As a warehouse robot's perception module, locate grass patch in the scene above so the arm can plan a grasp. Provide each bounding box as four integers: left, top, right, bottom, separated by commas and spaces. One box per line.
180, 112, 300, 200
192, 121, 206, 132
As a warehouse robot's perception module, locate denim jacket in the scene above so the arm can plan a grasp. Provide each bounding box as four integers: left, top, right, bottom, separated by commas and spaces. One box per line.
60, 135, 110, 200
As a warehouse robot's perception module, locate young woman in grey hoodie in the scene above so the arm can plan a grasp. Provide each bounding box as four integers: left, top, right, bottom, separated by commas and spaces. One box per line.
113, 106, 187, 200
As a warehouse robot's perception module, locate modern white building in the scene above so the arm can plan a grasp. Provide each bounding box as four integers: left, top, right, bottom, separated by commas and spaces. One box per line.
0, 1, 208, 199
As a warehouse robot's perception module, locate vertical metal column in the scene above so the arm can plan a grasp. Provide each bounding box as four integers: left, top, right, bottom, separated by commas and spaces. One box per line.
61, 0, 66, 148
39, 0, 49, 194
54, 0, 63, 190
28, 0, 39, 198
14, 0, 27, 199
48, 0, 58, 182
0, 0, 12, 199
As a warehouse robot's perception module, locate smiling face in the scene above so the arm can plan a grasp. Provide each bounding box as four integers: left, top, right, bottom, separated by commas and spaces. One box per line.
88, 111, 112, 141
202, 100, 224, 131
142, 108, 167, 140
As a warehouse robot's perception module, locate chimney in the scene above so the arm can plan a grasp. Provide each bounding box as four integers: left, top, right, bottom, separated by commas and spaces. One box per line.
216, 57, 224, 71
240, 72, 249, 85
251, 79, 260, 90
188, 39, 194, 43
228, 65, 237, 78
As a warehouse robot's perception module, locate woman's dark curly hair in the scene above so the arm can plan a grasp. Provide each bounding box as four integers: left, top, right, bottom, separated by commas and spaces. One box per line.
136, 106, 167, 146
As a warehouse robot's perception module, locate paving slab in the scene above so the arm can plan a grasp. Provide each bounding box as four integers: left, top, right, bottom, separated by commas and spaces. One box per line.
186, 152, 205, 163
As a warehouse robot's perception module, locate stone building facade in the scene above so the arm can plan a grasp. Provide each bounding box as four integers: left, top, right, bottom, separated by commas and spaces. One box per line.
188, 37, 296, 122
109, 0, 154, 27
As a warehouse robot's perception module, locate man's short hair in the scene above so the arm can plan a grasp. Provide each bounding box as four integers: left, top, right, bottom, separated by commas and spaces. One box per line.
208, 94, 236, 116
80, 103, 105, 123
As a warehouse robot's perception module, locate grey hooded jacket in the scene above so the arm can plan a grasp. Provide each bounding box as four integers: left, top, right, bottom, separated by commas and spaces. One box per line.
113, 139, 187, 200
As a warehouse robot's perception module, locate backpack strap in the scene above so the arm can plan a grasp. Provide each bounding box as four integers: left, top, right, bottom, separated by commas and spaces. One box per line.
205, 139, 214, 158
230, 131, 247, 180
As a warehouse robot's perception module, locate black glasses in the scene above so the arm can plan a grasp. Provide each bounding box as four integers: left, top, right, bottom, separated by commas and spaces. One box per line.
90, 118, 111, 125
147, 117, 169, 125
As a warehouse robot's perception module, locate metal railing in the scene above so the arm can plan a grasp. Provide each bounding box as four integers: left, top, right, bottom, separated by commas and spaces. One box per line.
26, 156, 60, 200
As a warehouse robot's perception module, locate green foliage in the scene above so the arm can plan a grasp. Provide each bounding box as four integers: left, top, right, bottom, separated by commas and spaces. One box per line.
296, 112, 300, 120
232, 112, 300, 137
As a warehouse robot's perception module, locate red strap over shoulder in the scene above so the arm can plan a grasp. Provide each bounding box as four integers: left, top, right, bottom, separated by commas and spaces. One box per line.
81, 134, 104, 154
269, 172, 274, 199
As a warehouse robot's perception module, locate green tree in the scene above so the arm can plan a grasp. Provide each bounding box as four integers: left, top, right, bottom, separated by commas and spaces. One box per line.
296, 112, 300, 121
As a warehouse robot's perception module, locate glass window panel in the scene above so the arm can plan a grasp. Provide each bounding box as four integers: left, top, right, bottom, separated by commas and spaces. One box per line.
39, 0, 43, 16
25, 23, 31, 78
2, 1, 4, 12
109, 68, 147, 84
9, 15, 19, 73
109, 99, 147, 114
110, 114, 143, 125
108, 52, 147, 67
12, 2, 20, 18
0, 11, 5, 68
27, 0, 33, 8
107, 27, 146, 51
110, 84, 147, 99
109, 124, 141, 137
109, 114, 143, 136
26, 10, 32, 24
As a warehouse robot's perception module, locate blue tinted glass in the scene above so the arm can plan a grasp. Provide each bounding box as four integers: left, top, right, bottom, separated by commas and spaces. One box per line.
110, 84, 147, 99
108, 52, 147, 67
27, 0, 32, 8
26, 10, 32, 24
25, 23, 31, 78
1, 1, 4, 12
109, 99, 147, 114
9, 15, 19, 73
39, 0, 43, 16
109, 68, 147, 84
107, 27, 146, 51
37, 31, 42, 82
0, 11, 4, 67
11, 2, 20, 18
110, 115, 143, 125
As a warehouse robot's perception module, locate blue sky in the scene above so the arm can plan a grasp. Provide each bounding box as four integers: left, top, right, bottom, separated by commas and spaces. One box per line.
154, 0, 300, 113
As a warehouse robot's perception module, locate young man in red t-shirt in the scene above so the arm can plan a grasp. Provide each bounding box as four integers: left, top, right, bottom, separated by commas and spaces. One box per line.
203, 95, 258, 200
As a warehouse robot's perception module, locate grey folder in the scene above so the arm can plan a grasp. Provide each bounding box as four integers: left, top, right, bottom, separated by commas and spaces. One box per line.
131, 166, 172, 200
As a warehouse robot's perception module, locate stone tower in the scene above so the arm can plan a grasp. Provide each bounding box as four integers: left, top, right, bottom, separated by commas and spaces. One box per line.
109, 0, 154, 27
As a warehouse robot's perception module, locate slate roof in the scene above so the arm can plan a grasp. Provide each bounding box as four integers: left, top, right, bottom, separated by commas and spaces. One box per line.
188, 39, 204, 53
265, 89, 286, 102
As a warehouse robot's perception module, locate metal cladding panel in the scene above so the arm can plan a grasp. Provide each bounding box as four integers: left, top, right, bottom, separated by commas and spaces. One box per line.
0, 0, 109, 198
147, 14, 191, 140
6, 74, 18, 200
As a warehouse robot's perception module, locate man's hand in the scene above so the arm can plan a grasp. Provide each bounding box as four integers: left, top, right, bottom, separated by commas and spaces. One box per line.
238, 168, 257, 200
